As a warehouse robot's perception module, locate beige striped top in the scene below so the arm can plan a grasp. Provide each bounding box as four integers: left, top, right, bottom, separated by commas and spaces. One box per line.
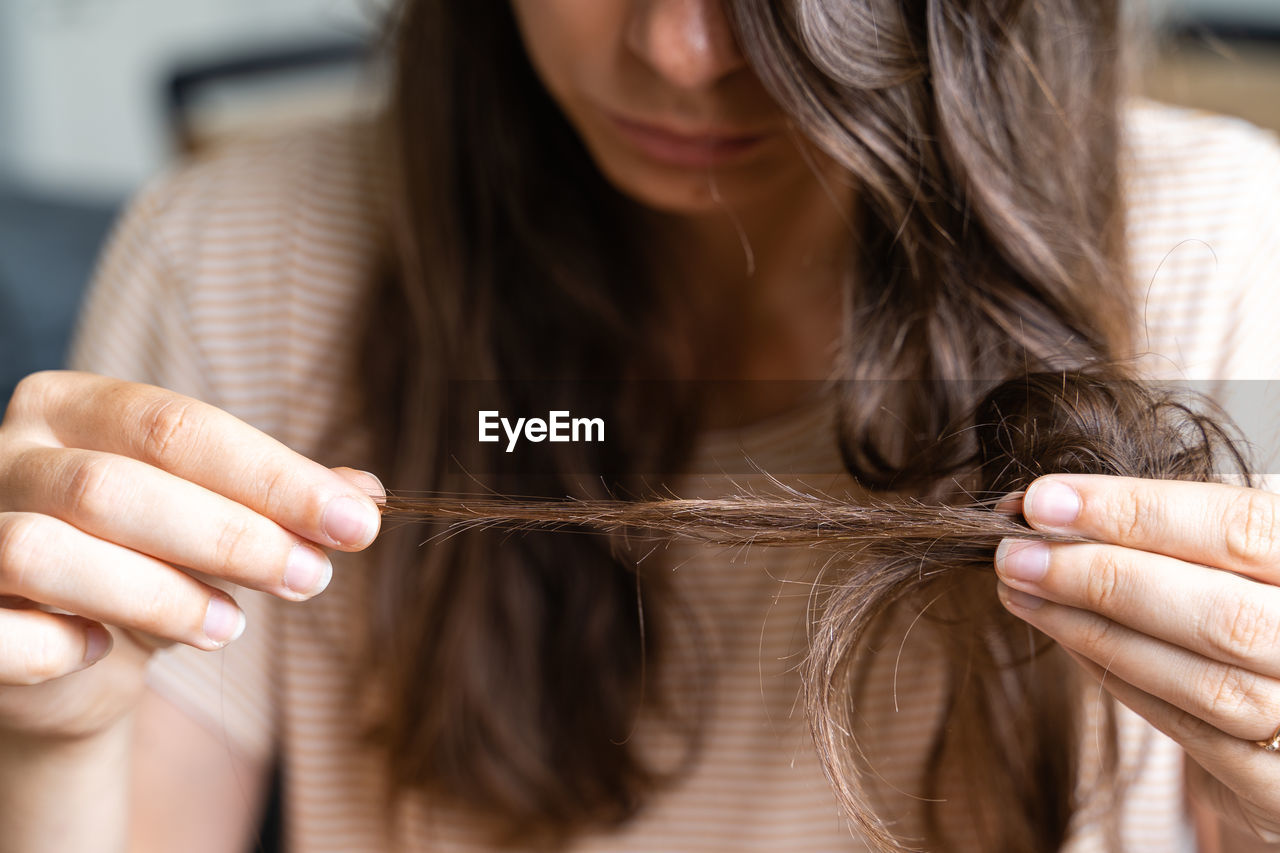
69, 99, 1280, 851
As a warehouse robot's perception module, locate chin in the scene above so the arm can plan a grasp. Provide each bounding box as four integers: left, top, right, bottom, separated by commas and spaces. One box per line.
593, 155, 781, 217
610, 173, 732, 214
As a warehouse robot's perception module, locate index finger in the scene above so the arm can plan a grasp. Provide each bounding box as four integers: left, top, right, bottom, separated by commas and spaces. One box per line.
20, 373, 381, 550
1020, 474, 1280, 582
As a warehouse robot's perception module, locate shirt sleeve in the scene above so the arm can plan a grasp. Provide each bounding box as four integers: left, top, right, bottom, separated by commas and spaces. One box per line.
66, 170, 280, 765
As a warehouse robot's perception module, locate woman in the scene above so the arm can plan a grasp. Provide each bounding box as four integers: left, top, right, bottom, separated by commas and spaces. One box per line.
2, 0, 1280, 850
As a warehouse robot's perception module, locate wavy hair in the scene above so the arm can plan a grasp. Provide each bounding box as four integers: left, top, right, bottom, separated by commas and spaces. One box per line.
378, 370, 1251, 850
356, 0, 1140, 848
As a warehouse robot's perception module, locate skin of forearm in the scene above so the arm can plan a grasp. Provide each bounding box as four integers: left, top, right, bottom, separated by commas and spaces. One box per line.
0, 712, 133, 853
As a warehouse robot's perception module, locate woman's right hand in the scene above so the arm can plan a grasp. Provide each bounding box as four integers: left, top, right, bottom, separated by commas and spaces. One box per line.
0, 370, 383, 741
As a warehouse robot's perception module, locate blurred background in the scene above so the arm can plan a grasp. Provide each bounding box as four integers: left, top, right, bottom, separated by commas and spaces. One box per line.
0, 0, 384, 407
0, 0, 1278, 407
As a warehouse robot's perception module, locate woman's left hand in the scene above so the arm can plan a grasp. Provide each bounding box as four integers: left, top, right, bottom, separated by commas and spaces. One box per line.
995, 474, 1280, 843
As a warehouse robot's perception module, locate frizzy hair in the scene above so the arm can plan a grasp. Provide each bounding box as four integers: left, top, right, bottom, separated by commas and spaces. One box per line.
356, 0, 1139, 847
377, 371, 1253, 851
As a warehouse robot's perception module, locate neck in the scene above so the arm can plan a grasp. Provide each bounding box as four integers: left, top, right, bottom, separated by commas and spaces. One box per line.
644, 163, 858, 401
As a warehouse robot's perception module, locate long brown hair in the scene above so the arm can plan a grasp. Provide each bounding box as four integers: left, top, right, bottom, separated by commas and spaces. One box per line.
376, 370, 1252, 850
357, 0, 1137, 848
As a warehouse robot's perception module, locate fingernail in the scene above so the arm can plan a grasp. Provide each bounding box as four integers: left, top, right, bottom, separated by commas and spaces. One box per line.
1025, 479, 1081, 527
994, 492, 1023, 515
83, 624, 112, 663
998, 582, 1044, 611
995, 539, 1050, 583
204, 594, 247, 646
283, 544, 333, 598
323, 496, 379, 548
354, 470, 386, 506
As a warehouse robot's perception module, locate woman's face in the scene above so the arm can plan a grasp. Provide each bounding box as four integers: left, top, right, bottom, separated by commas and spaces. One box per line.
510, 0, 815, 215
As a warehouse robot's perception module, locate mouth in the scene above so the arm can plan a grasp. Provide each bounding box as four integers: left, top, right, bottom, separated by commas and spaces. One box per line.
605, 112, 772, 169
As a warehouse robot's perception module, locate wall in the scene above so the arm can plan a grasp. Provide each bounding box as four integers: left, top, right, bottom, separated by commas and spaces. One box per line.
1164, 0, 1280, 21
0, 0, 379, 198
0, 0, 1276, 200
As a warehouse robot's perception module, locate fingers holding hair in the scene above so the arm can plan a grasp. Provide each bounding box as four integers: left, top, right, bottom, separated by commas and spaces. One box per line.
7, 372, 381, 551
1021, 475, 1280, 587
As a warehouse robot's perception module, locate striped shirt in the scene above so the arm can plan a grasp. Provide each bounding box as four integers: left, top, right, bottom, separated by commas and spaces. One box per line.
69, 99, 1280, 851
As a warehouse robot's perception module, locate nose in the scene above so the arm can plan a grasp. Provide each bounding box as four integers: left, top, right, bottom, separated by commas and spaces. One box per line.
624, 0, 747, 90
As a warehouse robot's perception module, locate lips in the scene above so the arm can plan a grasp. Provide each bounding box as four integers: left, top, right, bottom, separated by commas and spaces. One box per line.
606, 113, 771, 168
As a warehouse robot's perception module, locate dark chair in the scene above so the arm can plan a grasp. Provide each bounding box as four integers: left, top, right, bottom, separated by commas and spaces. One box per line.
0, 190, 119, 407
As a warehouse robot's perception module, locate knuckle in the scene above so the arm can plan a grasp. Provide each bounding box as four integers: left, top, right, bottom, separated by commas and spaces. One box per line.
63, 454, 118, 525
1223, 491, 1280, 570
1164, 703, 1213, 745
211, 517, 257, 577
1074, 614, 1116, 657
1212, 594, 1280, 662
255, 465, 302, 521
0, 514, 45, 589
136, 396, 197, 467
1113, 490, 1161, 543
1082, 548, 1125, 612
1203, 665, 1261, 720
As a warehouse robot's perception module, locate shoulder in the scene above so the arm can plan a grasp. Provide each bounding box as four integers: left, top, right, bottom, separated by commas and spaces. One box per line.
72, 121, 386, 450
1123, 97, 1280, 265
1124, 96, 1280, 169
137, 121, 385, 281
1120, 99, 1280, 379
